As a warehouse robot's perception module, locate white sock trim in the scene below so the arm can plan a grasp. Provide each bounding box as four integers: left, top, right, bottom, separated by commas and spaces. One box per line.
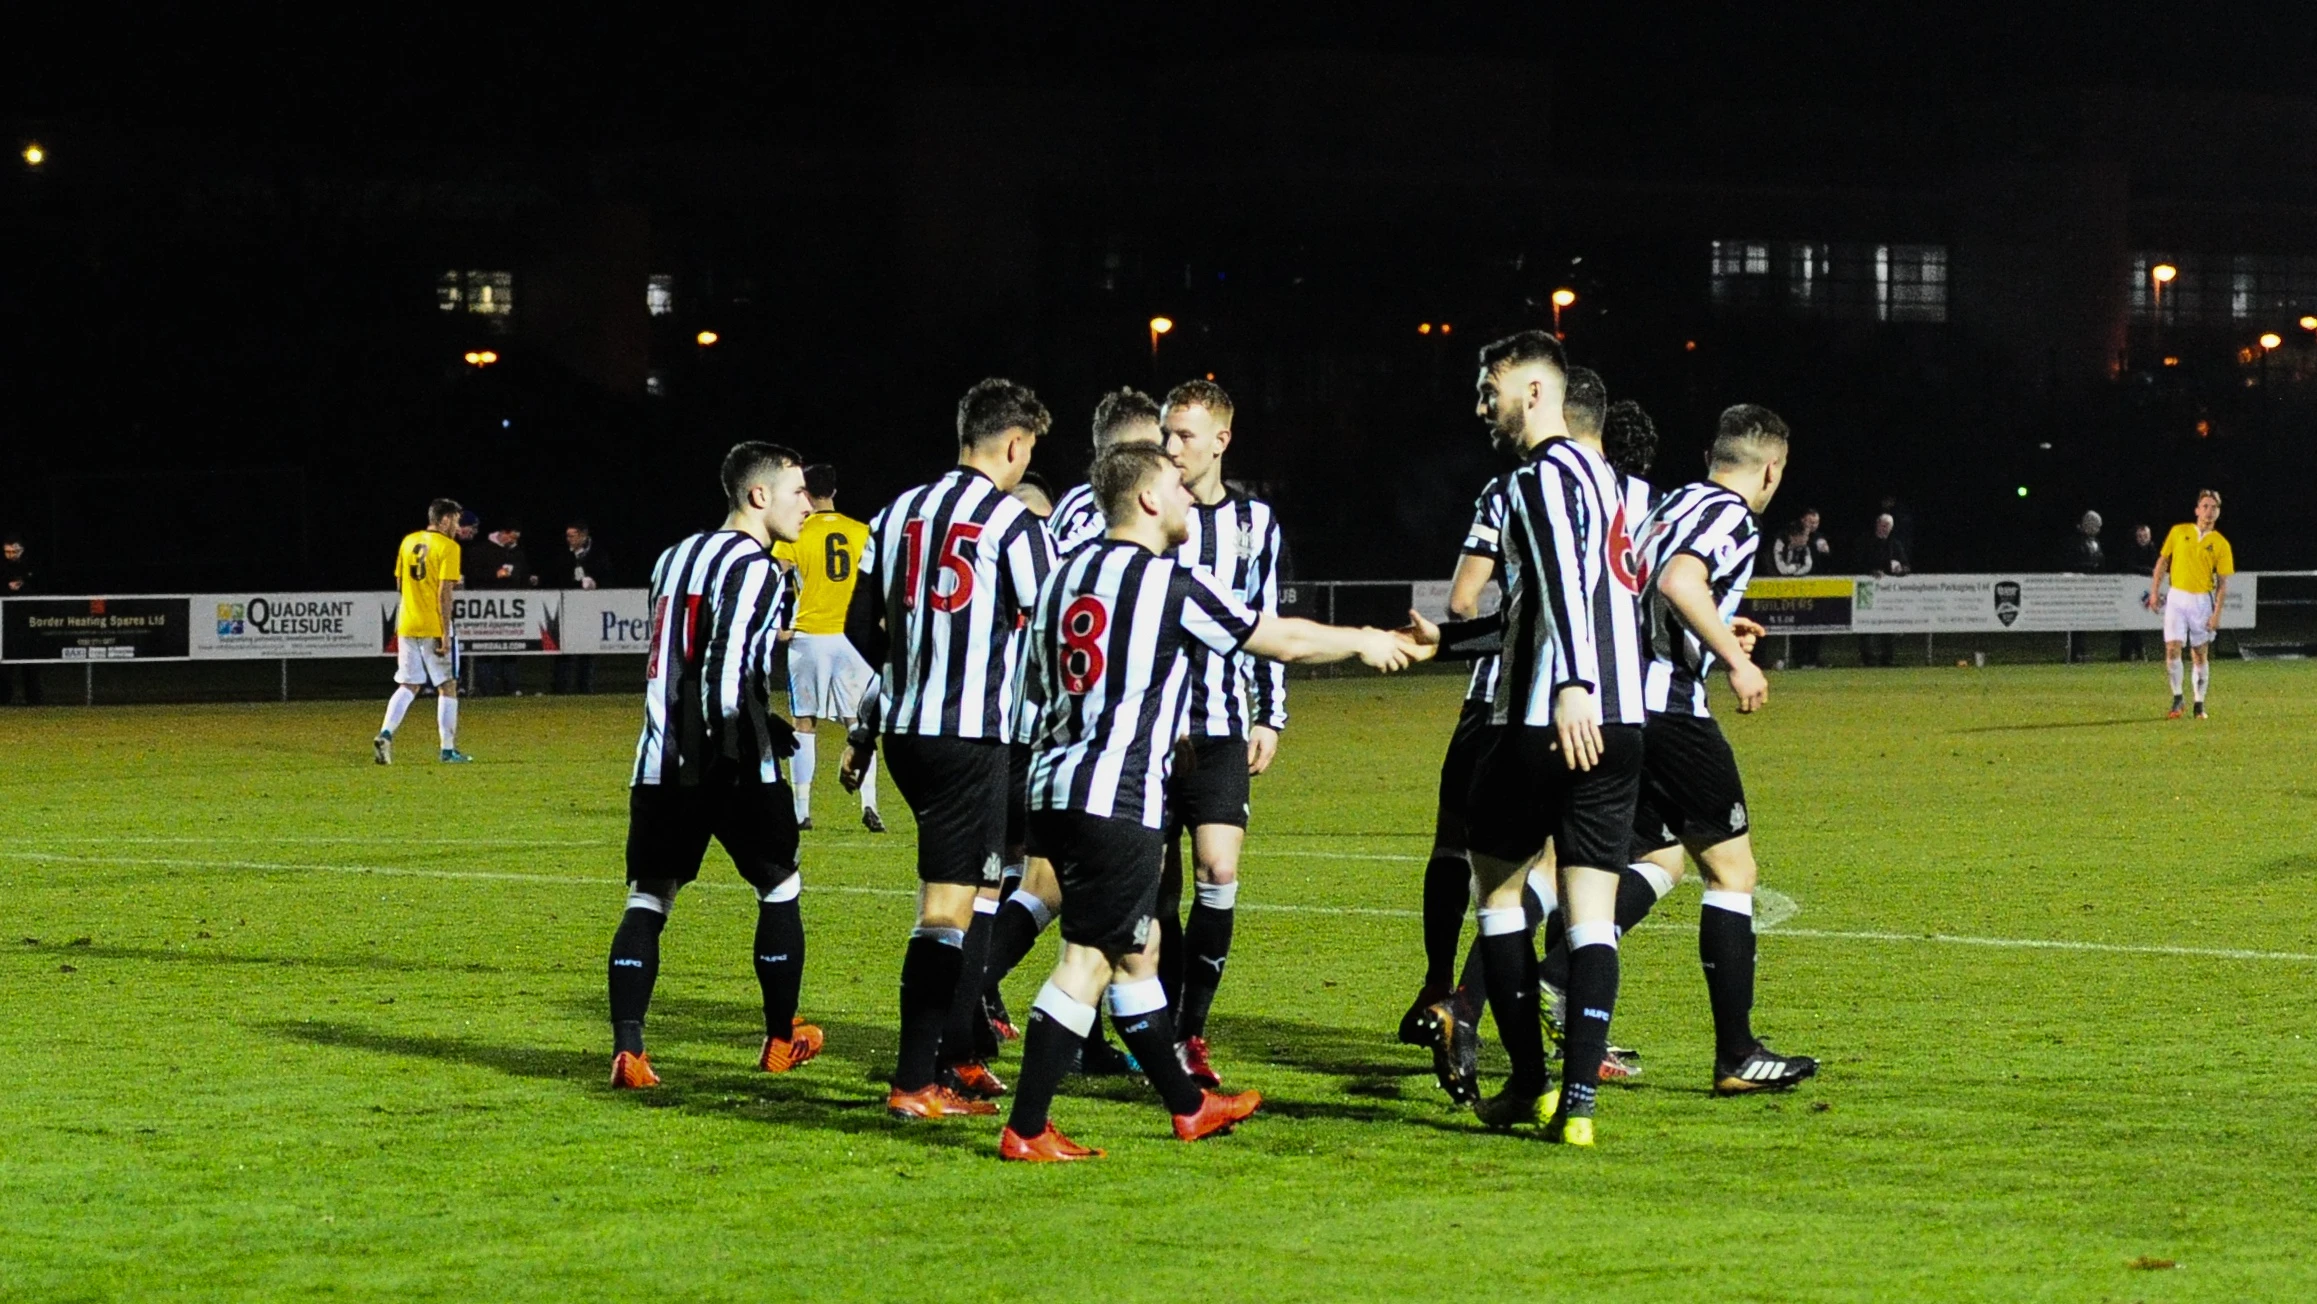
972, 894, 1002, 916
624, 886, 673, 915
1195, 879, 1239, 910
1008, 889, 1055, 931
1568, 919, 1620, 950
910, 925, 966, 948
1478, 905, 1528, 937
1634, 862, 1678, 900
1525, 866, 1560, 911
757, 872, 802, 905
1700, 889, 1754, 917
1033, 981, 1098, 1037
1105, 975, 1170, 1018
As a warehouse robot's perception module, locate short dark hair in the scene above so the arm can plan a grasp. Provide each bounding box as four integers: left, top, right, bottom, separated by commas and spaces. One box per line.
427, 498, 462, 525
1092, 443, 1175, 526
1163, 379, 1235, 425
1602, 399, 1658, 480
721, 441, 804, 511
1092, 387, 1163, 448
566, 519, 590, 533
1477, 329, 1567, 378
957, 377, 1051, 448
1709, 404, 1791, 471
1563, 366, 1608, 439
803, 463, 838, 501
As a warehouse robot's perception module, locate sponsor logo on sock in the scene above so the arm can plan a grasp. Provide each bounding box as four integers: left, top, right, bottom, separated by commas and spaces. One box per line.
1196, 955, 1226, 974
1582, 1007, 1611, 1021
612, 958, 644, 968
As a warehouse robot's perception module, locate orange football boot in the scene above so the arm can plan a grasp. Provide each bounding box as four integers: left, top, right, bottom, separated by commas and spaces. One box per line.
1172, 1088, 1262, 1141
886, 1083, 999, 1120
941, 1060, 1008, 1099
998, 1124, 1104, 1162
609, 1050, 660, 1089
1178, 1036, 1221, 1088
759, 1021, 825, 1073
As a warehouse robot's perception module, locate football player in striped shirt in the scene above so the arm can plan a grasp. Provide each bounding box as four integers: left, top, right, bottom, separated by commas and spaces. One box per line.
606, 442, 823, 1089
1460, 331, 1650, 1146
1047, 388, 1166, 557
1626, 404, 1817, 1094
999, 442, 1432, 1161
1154, 379, 1288, 1087
845, 378, 1057, 1119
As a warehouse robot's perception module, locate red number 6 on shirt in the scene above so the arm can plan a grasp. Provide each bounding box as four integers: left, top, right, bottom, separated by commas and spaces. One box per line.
900, 520, 984, 613
1060, 594, 1109, 694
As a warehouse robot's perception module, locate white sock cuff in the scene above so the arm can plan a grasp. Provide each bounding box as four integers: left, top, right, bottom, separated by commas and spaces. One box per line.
757, 872, 803, 905
1195, 880, 1239, 910
1525, 866, 1559, 910
1478, 905, 1528, 937
972, 894, 1002, 916
1008, 889, 1055, 931
1568, 919, 1620, 950
1105, 975, 1170, 1018
1001, 859, 1027, 881
624, 885, 673, 915
910, 925, 966, 948
1033, 981, 1099, 1037
1700, 889, 1754, 917
1634, 862, 1678, 900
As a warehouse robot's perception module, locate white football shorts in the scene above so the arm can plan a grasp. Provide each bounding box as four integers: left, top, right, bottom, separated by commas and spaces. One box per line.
2161, 588, 2215, 648
788, 632, 870, 719
395, 636, 457, 687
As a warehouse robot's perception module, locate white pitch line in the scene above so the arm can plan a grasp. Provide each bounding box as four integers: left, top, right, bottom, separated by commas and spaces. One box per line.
10, 849, 2313, 964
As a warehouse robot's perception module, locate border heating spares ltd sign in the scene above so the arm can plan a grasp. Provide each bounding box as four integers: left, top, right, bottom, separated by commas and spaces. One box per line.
192, 593, 385, 658
2, 597, 193, 661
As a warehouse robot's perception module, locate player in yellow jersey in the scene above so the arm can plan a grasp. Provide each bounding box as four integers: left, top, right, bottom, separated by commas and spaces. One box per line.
2149, 488, 2234, 720
772, 465, 879, 829
375, 498, 472, 764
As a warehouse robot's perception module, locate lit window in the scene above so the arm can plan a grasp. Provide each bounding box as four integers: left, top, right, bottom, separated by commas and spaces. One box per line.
647, 275, 676, 317
1788, 243, 1828, 308
436, 271, 461, 312
1709, 240, 1773, 305
437, 269, 515, 322
1878, 245, 1947, 323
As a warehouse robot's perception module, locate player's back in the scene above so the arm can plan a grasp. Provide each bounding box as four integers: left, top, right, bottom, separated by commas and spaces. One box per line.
634, 529, 790, 786
1635, 480, 1759, 716
395, 529, 461, 638
777, 511, 870, 635
865, 468, 1054, 740
1496, 437, 1648, 728
1029, 540, 1257, 827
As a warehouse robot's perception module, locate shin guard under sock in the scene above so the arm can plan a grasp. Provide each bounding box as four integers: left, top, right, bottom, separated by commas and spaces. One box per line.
983, 892, 1052, 1000
1008, 981, 1094, 1137
1178, 881, 1237, 1038
1561, 924, 1622, 1116
608, 904, 669, 1053
937, 903, 997, 1066
1108, 977, 1205, 1115
753, 884, 805, 1037
1699, 891, 1758, 1062
894, 929, 964, 1090
1421, 853, 1472, 991
1477, 908, 1548, 1096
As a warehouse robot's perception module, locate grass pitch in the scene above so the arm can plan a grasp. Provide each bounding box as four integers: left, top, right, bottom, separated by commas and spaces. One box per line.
5, 664, 2316, 1302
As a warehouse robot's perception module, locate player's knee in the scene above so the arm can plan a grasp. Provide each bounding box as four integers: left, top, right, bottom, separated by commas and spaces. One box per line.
626, 881, 679, 915
756, 872, 802, 905
1195, 860, 1239, 887
1693, 842, 1758, 895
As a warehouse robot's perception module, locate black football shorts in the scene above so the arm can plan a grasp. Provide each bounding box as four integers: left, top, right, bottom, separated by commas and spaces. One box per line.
1464, 722, 1643, 871
1434, 695, 1500, 847
1028, 808, 1168, 954
882, 734, 1009, 887
625, 772, 799, 892
1168, 734, 1252, 830
1630, 711, 1750, 856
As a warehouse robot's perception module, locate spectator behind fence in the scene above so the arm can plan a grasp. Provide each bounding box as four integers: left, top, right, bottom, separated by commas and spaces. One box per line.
2060, 511, 2106, 663
2120, 522, 2159, 662
455, 509, 480, 545
553, 520, 611, 694
1770, 517, 1825, 668
1, 534, 38, 705
470, 521, 535, 696
1857, 512, 1910, 666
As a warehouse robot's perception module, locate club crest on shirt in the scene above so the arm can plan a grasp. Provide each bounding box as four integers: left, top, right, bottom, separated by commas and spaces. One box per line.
1235, 523, 1257, 561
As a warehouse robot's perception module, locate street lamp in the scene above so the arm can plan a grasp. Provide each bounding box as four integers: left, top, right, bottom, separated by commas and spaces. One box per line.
20, 142, 43, 168
695, 330, 719, 346
2260, 332, 2282, 350
2300, 315, 2317, 332
1148, 315, 1174, 358
2148, 263, 2177, 363
1551, 288, 1577, 338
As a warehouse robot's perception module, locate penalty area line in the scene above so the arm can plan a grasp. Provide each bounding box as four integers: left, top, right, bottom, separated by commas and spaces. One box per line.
1760, 926, 2317, 965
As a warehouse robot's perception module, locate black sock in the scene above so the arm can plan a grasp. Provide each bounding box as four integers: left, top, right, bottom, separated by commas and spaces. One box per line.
1454, 934, 1486, 1021
1699, 903, 1758, 1063
937, 910, 995, 1067
983, 898, 1048, 1001
608, 907, 667, 1054
1156, 843, 1186, 1014
894, 932, 963, 1091
1006, 1006, 1086, 1137
1615, 866, 1665, 932
753, 898, 804, 1039
1421, 854, 1471, 991
1561, 942, 1621, 1116
1478, 929, 1548, 1096
1178, 900, 1234, 1038
1112, 999, 1206, 1115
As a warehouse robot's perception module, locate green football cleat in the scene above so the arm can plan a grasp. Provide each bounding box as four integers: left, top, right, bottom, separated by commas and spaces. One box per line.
1544, 1110, 1595, 1147
1473, 1082, 1558, 1130
440, 748, 474, 763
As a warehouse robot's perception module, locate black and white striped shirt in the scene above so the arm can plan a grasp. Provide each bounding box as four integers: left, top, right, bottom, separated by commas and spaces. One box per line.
1637, 481, 1759, 718
631, 530, 794, 786
1493, 438, 1651, 730
1047, 482, 1106, 558
861, 468, 1056, 741
1458, 476, 1512, 705
1028, 541, 1261, 827
1175, 493, 1287, 737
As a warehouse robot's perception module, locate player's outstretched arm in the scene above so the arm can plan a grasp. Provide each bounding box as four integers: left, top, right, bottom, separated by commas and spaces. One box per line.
1242, 614, 1410, 672
1446, 553, 1496, 621
1658, 554, 1767, 713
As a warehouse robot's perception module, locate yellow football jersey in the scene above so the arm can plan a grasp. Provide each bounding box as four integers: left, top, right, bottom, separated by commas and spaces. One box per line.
2160, 524, 2233, 594
395, 530, 463, 638
773, 511, 870, 635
